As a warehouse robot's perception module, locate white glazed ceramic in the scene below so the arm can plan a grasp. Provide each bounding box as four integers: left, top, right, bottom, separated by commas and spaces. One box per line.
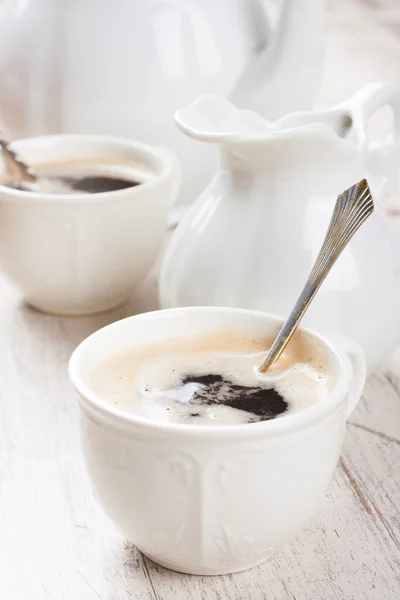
0, 0, 325, 214
69, 306, 366, 576
0, 134, 180, 315
277, 81, 400, 202
160, 83, 400, 370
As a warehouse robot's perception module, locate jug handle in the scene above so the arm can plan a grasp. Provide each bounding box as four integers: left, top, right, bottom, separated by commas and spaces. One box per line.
339, 82, 400, 199
338, 82, 400, 147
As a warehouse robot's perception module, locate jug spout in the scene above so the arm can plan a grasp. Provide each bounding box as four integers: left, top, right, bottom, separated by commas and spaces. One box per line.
230, 0, 325, 120
175, 94, 271, 143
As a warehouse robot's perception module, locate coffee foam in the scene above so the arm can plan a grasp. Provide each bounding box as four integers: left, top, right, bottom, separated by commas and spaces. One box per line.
90, 329, 336, 426
37, 157, 148, 181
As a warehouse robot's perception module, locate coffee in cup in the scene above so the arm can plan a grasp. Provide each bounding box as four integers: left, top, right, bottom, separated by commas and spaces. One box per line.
90, 328, 335, 426
4, 157, 143, 194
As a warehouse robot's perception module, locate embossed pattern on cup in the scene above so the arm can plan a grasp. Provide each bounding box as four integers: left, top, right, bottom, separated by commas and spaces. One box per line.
69, 307, 366, 575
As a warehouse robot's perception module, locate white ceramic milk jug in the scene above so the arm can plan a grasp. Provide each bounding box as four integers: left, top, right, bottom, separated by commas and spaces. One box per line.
160, 84, 400, 370
0, 0, 325, 214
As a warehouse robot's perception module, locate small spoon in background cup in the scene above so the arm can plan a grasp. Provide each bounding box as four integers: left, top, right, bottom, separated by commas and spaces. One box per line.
259, 179, 374, 374
0, 132, 78, 194
0, 132, 39, 190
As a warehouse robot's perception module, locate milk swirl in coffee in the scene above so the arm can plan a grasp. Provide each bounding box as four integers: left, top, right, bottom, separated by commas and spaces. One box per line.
90, 329, 335, 426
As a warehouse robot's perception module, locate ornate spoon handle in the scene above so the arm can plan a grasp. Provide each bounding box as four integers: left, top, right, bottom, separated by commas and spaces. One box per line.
259, 179, 374, 374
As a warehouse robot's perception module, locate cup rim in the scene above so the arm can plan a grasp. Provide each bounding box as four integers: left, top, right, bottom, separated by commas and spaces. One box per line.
0, 133, 177, 203
69, 307, 352, 439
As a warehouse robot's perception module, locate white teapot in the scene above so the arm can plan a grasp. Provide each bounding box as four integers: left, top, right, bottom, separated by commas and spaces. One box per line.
159, 84, 400, 370
0, 0, 325, 215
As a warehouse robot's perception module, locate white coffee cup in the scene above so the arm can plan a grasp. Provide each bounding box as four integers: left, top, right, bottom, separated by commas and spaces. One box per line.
69, 307, 366, 575
0, 135, 180, 315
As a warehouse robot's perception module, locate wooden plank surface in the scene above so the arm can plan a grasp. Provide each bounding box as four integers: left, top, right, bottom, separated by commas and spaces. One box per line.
1, 1, 400, 598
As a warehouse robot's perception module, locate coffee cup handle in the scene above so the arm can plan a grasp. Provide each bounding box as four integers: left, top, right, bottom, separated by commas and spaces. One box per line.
327, 334, 367, 419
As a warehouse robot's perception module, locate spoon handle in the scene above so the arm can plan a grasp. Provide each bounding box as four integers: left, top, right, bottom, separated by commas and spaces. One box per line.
0, 135, 38, 183
259, 179, 374, 374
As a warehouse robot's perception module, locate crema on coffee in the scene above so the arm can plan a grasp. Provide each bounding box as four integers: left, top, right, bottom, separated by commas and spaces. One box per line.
90, 329, 336, 426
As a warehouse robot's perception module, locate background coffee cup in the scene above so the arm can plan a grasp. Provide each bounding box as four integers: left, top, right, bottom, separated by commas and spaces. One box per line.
69, 307, 366, 576
0, 134, 180, 315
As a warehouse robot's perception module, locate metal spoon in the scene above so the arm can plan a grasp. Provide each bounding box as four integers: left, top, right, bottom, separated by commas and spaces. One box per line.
0, 133, 39, 190
0, 134, 78, 194
259, 179, 374, 374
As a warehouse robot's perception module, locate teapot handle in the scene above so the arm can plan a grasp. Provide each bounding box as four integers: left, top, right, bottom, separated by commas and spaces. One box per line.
229, 0, 325, 119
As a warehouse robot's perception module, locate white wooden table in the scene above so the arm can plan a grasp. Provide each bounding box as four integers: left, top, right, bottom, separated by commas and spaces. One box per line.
1, 1, 400, 598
